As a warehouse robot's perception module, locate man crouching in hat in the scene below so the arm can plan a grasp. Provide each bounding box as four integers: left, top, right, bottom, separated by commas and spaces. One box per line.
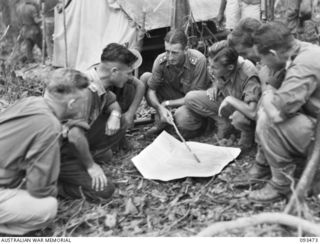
59, 43, 142, 202
0, 68, 89, 235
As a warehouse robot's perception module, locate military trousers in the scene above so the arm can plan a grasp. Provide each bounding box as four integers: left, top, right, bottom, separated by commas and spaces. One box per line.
0, 188, 57, 235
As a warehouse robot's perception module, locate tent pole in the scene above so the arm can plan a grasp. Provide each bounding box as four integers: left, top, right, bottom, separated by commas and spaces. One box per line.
62, 0, 68, 68
171, 0, 191, 30
261, 0, 267, 22
41, 1, 46, 65
134, 10, 146, 78
170, 0, 176, 30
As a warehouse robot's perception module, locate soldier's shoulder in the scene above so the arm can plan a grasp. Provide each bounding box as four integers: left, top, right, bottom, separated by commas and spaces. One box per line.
155, 52, 167, 64
187, 49, 206, 65
239, 57, 258, 76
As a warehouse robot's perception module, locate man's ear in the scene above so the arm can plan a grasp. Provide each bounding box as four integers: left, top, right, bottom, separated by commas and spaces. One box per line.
67, 98, 76, 109
111, 67, 118, 74
227, 64, 235, 71
269, 49, 278, 57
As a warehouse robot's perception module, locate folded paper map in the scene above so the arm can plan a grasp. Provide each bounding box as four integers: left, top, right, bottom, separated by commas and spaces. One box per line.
132, 131, 241, 181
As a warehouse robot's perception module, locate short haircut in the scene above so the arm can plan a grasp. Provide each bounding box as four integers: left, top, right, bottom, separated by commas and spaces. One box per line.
209, 46, 239, 66
164, 29, 188, 49
46, 68, 89, 97
253, 21, 294, 55
100, 43, 138, 67
228, 18, 262, 48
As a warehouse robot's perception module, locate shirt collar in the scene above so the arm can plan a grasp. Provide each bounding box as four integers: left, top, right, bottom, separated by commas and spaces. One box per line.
86, 66, 106, 96
183, 51, 191, 70
285, 40, 301, 70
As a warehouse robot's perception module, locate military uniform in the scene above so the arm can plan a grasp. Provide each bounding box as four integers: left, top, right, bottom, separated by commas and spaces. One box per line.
59, 68, 127, 202
0, 97, 60, 235
148, 48, 210, 99
145, 49, 210, 137
17, 0, 42, 62
251, 41, 320, 200
183, 57, 261, 141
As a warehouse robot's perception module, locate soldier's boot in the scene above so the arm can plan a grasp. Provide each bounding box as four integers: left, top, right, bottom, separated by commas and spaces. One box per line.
232, 160, 271, 186
248, 164, 295, 203
215, 117, 235, 140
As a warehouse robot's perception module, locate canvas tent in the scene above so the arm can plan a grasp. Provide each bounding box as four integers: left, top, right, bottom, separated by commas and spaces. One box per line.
53, 0, 221, 71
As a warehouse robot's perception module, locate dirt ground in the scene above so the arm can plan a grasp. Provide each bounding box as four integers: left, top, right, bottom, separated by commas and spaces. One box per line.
33, 117, 320, 237
1, 70, 319, 237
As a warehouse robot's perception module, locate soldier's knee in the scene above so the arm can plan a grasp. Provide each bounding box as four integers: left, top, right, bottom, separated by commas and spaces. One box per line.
231, 111, 251, 130
140, 72, 152, 87
174, 105, 203, 131
36, 197, 58, 225
174, 106, 187, 126
185, 91, 198, 104
184, 90, 205, 110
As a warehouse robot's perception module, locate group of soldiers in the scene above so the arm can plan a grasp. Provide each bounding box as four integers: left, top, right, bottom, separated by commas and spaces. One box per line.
1, 11, 320, 236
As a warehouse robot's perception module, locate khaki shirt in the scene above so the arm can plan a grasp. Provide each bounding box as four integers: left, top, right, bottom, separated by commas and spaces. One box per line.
148, 49, 210, 95
272, 41, 320, 119
0, 97, 61, 198
83, 68, 117, 125
215, 57, 261, 103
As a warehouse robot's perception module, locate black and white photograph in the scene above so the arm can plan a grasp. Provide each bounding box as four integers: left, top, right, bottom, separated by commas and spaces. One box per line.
0, 0, 320, 241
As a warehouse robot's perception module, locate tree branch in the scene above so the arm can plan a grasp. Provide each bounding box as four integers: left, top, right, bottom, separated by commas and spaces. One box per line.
197, 213, 320, 236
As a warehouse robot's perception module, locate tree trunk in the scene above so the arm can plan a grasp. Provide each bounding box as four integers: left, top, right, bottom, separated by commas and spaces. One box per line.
170, 0, 191, 30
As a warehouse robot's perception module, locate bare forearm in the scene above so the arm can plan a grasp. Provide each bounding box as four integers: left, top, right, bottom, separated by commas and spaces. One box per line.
127, 78, 145, 115
147, 88, 162, 110
67, 127, 94, 169
227, 96, 257, 120
107, 101, 121, 114
164, 97, 185, 108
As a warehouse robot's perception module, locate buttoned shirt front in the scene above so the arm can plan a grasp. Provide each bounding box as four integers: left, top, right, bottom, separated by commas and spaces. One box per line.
148, 49, 210, 95
215, 57, 261, 103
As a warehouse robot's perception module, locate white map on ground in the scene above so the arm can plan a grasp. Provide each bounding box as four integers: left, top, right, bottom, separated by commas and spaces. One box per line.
132, 131, 241, 181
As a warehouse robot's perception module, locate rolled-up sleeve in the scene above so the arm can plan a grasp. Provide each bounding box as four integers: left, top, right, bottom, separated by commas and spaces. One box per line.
148, 56, 164, 90
272, 64, 317, 117
191, 56, 210, 90
243, 76, 261, 103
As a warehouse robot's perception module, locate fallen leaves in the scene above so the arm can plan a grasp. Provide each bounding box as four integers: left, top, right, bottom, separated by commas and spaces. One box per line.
124, 198, 139, 215
104, 212, 117, 229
